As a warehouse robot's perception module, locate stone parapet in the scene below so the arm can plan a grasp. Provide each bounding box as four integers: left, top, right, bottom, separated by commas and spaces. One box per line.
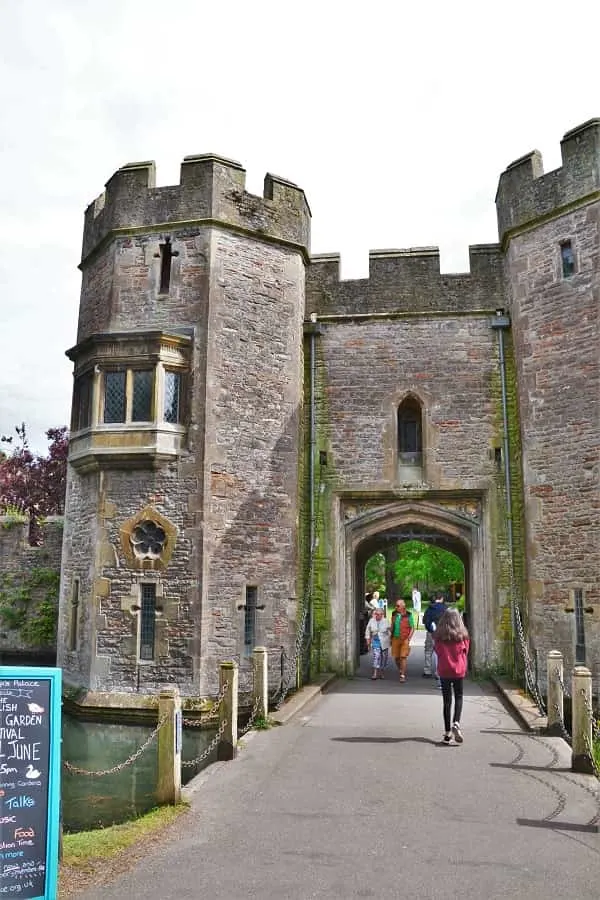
307, 244, 505, 315
81, 156, 311, 263
496, 118, 600, 244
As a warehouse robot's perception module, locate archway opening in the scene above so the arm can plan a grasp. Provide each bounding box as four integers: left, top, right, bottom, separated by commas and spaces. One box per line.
355, 527, 470, 669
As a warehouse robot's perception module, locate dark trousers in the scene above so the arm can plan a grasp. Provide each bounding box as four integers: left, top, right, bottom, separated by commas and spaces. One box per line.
440, 678, 464, 732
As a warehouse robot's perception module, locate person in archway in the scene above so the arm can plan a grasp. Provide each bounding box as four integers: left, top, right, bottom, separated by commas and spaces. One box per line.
433, 608, 470, 744
364, 606, 390, 679
390, 599, 414, 682
423, 592, 447, 678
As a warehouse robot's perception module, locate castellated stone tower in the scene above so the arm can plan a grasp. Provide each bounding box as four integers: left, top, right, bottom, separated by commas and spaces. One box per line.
58, 156, 311, 701
496, 118, 600, 672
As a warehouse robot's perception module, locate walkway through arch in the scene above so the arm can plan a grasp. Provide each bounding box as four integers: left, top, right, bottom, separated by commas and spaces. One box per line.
331, 500, 493, 676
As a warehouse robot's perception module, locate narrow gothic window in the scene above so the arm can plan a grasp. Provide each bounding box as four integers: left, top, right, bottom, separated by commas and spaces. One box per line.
68, 578, 80, 651
139, 583, 157, 660
560, 241, 575, 278
244, 586, 258, 654
574, 589, 586, 664
164, 371, 182, 424
159, 238, 178, 294
131, 370, 154, 421
397, 397, 423, 466
103, 371, 127, 423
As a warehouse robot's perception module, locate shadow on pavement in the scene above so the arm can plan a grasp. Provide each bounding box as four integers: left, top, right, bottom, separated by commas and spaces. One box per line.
331, 735, 443, 746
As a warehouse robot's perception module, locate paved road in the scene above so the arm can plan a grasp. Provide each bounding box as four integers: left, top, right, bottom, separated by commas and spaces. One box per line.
80, 634, 599, 899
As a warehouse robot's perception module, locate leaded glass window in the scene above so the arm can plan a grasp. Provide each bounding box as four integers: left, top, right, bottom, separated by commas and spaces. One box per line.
574, 589, 586, 664
103, 371, 126, 423
398, 397, 423, 465
164, 371, 182, 424
73, 372, 93, 431
244, 586, 258, 655
132, 370, 154, 421
140, 583, 156, 661
561, 241, 575, 278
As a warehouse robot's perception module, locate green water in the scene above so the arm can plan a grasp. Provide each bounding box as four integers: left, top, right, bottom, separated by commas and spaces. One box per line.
62, 714, 217, 832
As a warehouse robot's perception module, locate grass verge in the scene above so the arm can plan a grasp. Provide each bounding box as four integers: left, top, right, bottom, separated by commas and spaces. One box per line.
60, 803, 189, 897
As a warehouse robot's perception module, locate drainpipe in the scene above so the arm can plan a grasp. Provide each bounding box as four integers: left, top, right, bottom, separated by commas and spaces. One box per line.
305, 313, 322, 668
309, 315, 317, 643
491, 309, 516, 668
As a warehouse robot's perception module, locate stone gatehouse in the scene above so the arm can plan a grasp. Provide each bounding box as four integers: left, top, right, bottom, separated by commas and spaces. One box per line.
57, 119, 600, 706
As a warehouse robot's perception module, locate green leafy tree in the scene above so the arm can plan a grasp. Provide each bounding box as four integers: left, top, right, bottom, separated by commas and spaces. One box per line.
389, 540, 463, 597
365, 552, 385, 593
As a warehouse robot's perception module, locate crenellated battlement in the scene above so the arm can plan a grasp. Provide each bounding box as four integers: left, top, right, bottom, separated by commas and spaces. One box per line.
495, 118, 600, 244
81, 154, 311, 263
306, 244, 505, 316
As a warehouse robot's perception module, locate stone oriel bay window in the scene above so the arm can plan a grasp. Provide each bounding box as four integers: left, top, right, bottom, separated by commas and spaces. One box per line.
66, 330, 191, 470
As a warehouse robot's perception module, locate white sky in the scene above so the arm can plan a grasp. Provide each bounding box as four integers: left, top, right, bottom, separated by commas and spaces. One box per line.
1, 0, 598, 452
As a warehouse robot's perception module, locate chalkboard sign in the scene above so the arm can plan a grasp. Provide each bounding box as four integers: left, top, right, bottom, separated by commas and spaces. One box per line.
0, 667, 61, 900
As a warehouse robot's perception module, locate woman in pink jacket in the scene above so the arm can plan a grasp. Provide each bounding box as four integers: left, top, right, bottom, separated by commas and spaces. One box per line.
433, 608, 470, 745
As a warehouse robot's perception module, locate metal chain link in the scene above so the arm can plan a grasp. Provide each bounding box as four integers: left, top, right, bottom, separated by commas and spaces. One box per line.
579, 687, 600, 780
555, 668, 571, 699
269, 595, 310, 710
182, 680, 229, 727
513, 602, 546, 715
181, 717, 227, 768
552, 701, 573, 745
239, 695, 263, 737
551, 670, 572, 744
63, 712, 169, 777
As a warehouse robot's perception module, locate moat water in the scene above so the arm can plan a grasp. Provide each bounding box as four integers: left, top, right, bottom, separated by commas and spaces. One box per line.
62, 714, 217, 832
0, 653, 217, 832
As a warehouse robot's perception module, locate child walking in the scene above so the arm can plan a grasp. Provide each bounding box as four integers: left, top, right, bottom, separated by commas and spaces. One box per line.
365, 607, 390, 680
433, 608, 470, 744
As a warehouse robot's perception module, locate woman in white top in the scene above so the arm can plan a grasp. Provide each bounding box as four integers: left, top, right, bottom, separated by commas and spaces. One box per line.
365, 607, 391, 680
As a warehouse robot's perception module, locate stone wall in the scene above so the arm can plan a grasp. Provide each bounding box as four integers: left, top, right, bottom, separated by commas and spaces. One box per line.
0, 518, 62, 656
503, 200, 600, 677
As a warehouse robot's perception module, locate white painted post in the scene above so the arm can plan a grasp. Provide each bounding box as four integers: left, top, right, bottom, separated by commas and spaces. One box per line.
156, 686, 182, 804
546, 651, 564, 735
217, 660, 238, 761
571, 666, 594, 774
253, 646, 269, 721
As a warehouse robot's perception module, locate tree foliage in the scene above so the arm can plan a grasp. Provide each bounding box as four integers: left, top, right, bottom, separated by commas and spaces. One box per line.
365, 552, 386, 593
0, 424, 68, 542
390, 540, 463, 595
365, 541, 464, 599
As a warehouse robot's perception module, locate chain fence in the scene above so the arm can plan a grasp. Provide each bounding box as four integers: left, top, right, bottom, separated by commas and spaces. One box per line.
552, 669, 573, 746
63, 712, 169, 777
182, 679, 228, 728
580, 687, 600, 780
181, 717, 227, 769
513, 601, 546, 716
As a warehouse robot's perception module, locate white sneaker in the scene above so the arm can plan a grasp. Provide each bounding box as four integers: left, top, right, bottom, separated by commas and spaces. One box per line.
452, 722, 463, 744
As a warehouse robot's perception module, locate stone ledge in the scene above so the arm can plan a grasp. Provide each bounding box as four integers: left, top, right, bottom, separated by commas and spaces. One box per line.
492, 677, 548, 732
270, 673, 336, 725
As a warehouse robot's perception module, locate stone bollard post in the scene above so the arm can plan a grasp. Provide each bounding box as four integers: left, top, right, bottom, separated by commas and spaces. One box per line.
217, 661, 238, 761
571, 666, 594, 774
156, 685, 182, 805
253, 646, 269, 722
546, 651, 564, 736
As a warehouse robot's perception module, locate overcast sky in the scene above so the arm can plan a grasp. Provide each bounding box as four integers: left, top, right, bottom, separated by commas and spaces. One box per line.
1, 0, 598, 452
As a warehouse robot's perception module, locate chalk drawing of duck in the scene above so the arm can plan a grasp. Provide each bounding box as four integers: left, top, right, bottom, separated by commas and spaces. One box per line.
25, 765, 41, 779
27, 703, 45, 714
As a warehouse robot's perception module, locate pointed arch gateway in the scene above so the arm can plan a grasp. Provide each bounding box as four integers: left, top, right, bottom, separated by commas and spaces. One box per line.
332, 499, 492, 675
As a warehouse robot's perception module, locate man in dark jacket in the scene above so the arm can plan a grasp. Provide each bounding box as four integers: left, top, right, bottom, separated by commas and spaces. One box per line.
422, 592, 446, 677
